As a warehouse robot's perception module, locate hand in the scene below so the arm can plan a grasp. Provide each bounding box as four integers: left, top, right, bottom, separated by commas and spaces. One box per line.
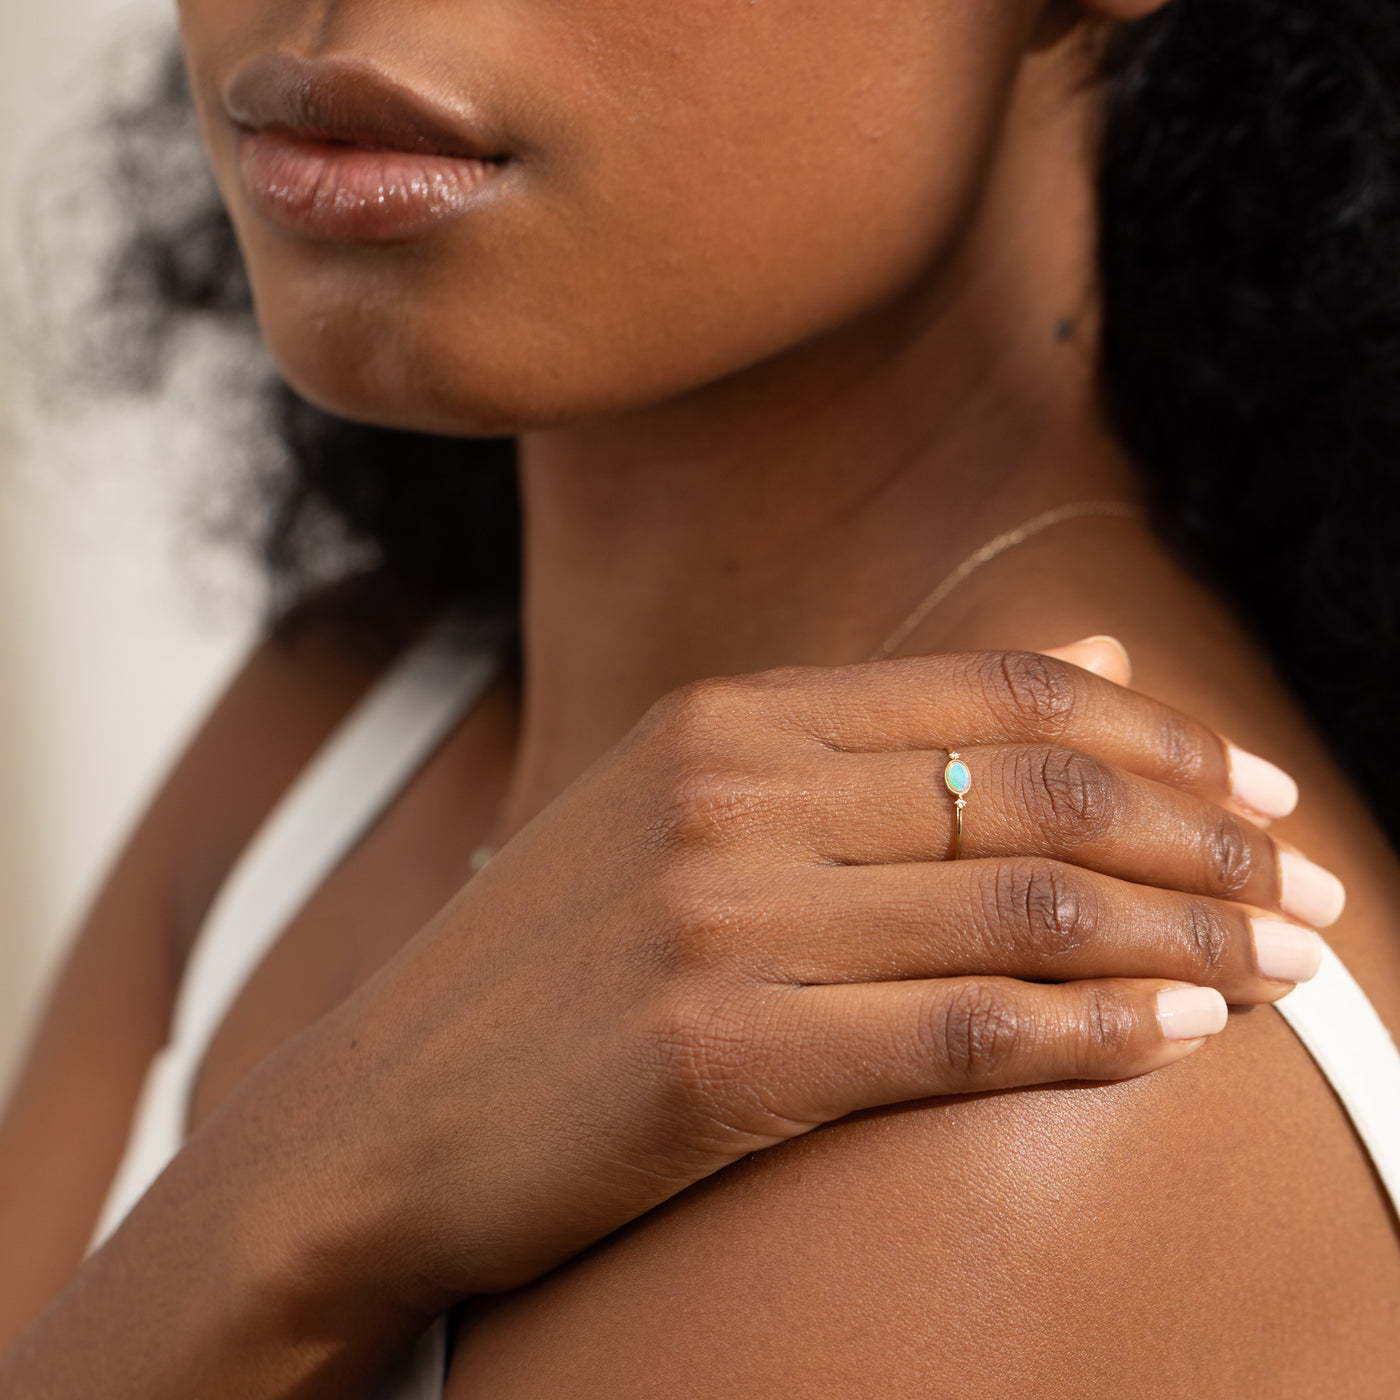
200, 643, 1336, 1322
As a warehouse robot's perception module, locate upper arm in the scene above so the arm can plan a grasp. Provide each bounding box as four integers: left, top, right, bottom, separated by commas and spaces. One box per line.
448, 1003, 1400, 1397
0, 622, 387, 1348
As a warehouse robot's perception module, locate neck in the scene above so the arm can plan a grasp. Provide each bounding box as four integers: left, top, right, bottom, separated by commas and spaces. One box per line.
496, 47, 1138, 834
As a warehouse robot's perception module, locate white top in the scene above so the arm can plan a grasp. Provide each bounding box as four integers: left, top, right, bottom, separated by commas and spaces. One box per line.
90, 631, 1400, 1398
91, 623, 497, 1398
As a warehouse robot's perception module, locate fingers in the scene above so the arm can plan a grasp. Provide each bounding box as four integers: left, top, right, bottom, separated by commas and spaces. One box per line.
937, 743, 1287, 902
756, 976, 1226, 1126
784, 744, 1339, 923
766, 649, 1296, 820
747, 859, 1323, 1004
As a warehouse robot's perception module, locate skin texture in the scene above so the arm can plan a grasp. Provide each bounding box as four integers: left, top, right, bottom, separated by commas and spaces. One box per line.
2, 0, 1399, 1395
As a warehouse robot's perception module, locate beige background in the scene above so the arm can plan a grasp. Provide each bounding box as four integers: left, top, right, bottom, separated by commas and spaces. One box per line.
0, 1, 258, 1094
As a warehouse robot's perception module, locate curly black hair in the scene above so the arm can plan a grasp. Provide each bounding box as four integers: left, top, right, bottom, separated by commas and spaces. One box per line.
1101, 2, 1400, 837
83, 1, 1400, 841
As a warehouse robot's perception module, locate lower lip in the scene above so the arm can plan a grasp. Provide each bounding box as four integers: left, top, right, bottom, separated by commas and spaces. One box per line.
236, 131, 503, 242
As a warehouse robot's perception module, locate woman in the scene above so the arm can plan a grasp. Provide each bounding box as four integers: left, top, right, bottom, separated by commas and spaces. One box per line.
1, 0, 1398, 1393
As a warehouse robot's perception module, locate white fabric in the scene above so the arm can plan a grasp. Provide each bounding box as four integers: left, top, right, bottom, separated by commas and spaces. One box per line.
1275, 943, 1400, 1211
87, 628, 1400, 1396
90, 624, 496, 1400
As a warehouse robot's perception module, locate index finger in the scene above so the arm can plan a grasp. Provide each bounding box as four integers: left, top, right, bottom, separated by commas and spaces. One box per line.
768, 650, 1298, 820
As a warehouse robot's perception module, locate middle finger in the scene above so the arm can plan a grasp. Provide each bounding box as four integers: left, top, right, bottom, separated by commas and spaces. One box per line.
742, 857, 1322, 1002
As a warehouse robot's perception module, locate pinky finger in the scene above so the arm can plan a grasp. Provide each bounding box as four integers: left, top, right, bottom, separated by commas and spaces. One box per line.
767, 976, 1228, 1126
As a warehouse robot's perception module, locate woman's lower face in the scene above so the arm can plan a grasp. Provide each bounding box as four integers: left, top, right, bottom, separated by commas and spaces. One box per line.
176, 0, 1055, 437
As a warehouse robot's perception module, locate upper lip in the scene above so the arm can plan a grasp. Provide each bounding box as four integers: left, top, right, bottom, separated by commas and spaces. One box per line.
224, 53, 505, 161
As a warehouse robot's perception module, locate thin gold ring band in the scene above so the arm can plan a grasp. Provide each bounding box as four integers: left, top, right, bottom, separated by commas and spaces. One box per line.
943, 751, 972, 860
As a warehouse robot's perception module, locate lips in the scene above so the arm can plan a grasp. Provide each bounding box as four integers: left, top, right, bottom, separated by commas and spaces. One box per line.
225, 54, 508, 241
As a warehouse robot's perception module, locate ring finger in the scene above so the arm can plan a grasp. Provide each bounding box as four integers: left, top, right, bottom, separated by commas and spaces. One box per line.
777, 745, 1345, 927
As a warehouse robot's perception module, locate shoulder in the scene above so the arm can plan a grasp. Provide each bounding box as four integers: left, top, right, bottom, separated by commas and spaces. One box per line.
448, 1003, 1400, 1397
444, 596, 1400, 1397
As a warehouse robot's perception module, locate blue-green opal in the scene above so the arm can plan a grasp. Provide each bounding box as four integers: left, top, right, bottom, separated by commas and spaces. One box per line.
944, 760, 972, 795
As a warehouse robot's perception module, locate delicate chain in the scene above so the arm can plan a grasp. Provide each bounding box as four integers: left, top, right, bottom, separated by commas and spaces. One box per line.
866, 500, 1146, 663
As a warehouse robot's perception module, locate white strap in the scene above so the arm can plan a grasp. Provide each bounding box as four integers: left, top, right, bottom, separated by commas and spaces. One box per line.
169, 632, 496, 1063
91, 626, 496, 1249
1275, 941, 1400, 1214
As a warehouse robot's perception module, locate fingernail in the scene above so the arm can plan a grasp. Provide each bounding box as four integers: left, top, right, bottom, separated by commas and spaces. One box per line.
1251, 919, 1324, 984
1278, 850, 1348, 929
1046, 636, 1132, 682
1075, 635, 1131, 670
1226, 745, 1299, 820
1157, 986, 1229, 1041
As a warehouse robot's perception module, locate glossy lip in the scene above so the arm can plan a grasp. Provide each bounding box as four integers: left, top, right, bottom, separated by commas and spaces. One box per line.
225, 54, 510, 242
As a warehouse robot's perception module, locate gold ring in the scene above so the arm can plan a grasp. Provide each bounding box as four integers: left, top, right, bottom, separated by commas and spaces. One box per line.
943, 751, 972, 860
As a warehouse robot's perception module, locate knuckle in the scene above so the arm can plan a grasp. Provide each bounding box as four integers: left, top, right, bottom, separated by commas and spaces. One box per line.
1179, 900, 1231, 978
1020, 746, 1120, 844
646, 872, 759, 976
931, 982, 1025, 1081
639, 990, 750, 1102
1153, 710, 1212, 789
652, 760, 767, 851
1076, 985, 1137, 1062
636, 990, 780, 1138
652, 676, 751, 748
989, 860, 1096, 962
646, 872, 722, 970
974, 651, 1080, 739
649, 672, 772, 761
1201, 812, 1255, 896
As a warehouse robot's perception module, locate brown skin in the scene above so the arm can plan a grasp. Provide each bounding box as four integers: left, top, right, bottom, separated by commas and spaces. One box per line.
2, 0, 1399, 1395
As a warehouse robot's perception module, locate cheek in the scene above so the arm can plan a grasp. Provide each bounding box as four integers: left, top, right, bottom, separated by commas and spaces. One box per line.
192, 0, 1027, 433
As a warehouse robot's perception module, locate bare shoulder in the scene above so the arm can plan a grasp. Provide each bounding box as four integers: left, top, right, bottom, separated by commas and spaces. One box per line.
0, 591, 407, 1346
449, 1002, 1400, 1397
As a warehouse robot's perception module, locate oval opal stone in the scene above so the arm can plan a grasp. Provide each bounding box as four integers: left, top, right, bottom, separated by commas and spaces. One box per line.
945, 760, 972, 795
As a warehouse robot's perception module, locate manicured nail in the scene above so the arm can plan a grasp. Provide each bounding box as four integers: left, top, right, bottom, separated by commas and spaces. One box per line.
1278, 850, 1347, 929
1157, 986, 1229, 1041
1226, 745, 1298, 820
1251, 919, 1324, 984
1044, 636, 1132, 683
1075, 635, 1131, 674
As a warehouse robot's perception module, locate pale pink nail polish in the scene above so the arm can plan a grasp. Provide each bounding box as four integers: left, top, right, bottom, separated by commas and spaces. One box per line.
1278, 850, 1348, 929
1074, 635, 1132, 679
1227, 745, 1299, 820
1251, 919, 1324, 984
1157, 986, 1229, 1041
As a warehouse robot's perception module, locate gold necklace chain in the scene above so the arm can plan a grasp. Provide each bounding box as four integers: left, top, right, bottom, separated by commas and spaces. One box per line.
866, 500, 1146, 663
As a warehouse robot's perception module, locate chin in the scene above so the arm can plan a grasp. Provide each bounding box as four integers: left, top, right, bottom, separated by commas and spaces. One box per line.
273, 351, 538, 439
270, 339, 676, 439
252, 286, 780, 440
256, 304, 589, 438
